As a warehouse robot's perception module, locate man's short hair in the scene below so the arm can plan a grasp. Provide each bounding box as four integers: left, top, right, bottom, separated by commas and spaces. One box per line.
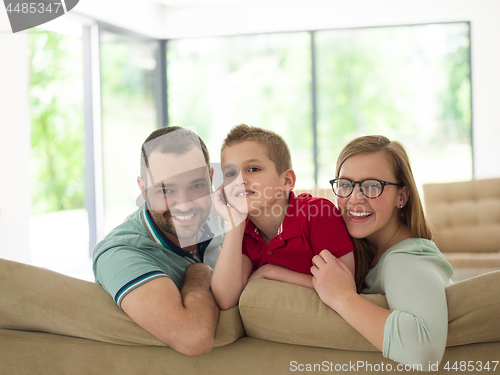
221, 124, 292, 175
140, 126, 210, 185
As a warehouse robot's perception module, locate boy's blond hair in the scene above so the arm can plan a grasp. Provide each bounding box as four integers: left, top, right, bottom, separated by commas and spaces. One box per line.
221, 124, 292, 174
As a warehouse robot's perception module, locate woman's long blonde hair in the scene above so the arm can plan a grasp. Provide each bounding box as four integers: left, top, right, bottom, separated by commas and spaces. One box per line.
336, 135, 433, 292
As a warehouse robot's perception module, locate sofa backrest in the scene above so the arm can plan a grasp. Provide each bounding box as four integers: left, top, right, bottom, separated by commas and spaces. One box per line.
423, 178, 500, 253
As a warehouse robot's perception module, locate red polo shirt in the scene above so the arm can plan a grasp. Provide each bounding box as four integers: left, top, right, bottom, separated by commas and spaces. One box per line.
242, 192, 354, 274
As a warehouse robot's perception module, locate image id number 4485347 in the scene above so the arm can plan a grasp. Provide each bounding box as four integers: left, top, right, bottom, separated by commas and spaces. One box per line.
443, 361, 499, 372
5, 2, 63, 13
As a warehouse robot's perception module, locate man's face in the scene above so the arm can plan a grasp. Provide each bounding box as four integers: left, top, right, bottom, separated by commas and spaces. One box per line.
140, 148, 212, 248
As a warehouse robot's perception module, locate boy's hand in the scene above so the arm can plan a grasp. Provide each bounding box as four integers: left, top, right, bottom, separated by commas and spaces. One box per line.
311, 250, 356, 311
212, 185, 247, 230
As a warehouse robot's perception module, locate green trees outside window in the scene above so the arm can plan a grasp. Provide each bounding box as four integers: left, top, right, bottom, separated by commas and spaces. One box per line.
29, 28, 85, 214
28, 26, 91, 280
168, 33, 314, 186
99, 31, 158, 233
168, 23, 472, 189
316, 23, 471, 186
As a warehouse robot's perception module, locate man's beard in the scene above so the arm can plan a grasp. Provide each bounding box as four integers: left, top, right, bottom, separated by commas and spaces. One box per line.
149, 207, 207, 242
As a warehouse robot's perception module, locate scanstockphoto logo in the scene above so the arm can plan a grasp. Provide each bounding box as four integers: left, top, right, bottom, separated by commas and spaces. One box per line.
3, 0, 78, 33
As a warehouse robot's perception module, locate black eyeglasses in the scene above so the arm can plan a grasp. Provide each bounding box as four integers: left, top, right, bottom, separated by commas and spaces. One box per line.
329, 178, 403, 199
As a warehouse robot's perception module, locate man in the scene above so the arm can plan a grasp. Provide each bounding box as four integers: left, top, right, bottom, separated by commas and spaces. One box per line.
93, 126, 224, 356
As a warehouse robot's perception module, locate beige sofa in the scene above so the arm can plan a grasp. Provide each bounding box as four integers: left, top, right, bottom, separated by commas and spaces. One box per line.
1, 258, 500, 374
423, 178, 500, 281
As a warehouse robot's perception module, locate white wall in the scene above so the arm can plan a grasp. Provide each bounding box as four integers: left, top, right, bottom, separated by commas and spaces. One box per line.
0, 11, 31, 262
73, 0, 166, 38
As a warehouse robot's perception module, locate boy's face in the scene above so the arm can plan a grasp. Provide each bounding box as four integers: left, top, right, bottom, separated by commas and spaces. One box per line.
221, 141, 288, 216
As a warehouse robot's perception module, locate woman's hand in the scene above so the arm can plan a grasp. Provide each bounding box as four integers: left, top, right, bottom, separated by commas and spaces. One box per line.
311, 250, 357, 311
212, 185, 247, 230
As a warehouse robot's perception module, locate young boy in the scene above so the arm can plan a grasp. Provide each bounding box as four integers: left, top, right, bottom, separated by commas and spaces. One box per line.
211, 124, 355, 310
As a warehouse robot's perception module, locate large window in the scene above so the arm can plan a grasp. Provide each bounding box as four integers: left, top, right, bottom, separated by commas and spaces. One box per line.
99, 29, 159, 234
167, 22, 472, 190
167, 33, 315, 186
26, 20, 472, 280
28, 23, 161, 280
316, 23, 472, 187
28, 21, 91, 280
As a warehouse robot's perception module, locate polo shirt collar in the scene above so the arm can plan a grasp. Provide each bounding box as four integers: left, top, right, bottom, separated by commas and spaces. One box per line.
141, 203, 213, 262
244, 191, 301, 241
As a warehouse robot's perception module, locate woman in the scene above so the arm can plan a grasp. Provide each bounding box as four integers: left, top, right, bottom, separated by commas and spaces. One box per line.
311, 135, 453, 370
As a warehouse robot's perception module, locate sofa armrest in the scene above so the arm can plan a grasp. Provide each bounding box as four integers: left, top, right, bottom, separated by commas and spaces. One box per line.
0, 258, 243, 347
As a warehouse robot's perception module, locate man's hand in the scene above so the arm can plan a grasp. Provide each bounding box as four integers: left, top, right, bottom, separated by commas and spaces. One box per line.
121, 263, 219, 356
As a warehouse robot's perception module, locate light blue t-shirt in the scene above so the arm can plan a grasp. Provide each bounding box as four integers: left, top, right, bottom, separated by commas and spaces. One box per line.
363, 238, 454, 370
92, 204, 224, 306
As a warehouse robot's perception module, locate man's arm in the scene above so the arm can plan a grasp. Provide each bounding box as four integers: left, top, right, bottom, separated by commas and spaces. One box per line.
120, 263, 219, 356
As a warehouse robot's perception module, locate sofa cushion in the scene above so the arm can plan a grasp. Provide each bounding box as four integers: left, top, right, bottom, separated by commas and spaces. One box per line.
441, 252, 500, 269
423, 178, 500, 256
0, 258, 243, 347
239, 279, 384, 351
446, 270, 500, 346
3, 331, 500, 375
239, 271, 500, 350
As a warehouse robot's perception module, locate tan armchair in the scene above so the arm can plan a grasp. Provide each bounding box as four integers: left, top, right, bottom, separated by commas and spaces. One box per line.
423, 178, 500, 274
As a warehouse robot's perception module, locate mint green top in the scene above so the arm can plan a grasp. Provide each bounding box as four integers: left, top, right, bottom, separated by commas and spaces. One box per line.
92, 204, 223, 306
362, 238, 454, 370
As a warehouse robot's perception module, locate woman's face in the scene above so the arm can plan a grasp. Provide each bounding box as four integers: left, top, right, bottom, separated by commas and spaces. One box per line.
336, 152, 408, 248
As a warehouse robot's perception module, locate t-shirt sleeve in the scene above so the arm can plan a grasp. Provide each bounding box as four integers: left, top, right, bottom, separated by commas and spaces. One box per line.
307, 199, 354, 258
93, 244, 169, 307
380, 253, 449, 369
